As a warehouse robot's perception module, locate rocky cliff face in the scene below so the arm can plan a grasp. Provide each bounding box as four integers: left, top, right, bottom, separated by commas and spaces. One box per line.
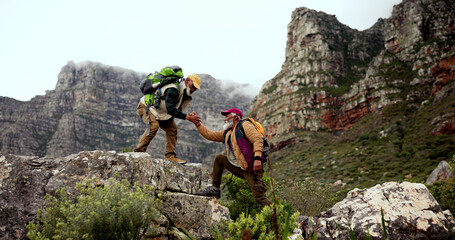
250, 0, 455, 145
0, 61, 252, 164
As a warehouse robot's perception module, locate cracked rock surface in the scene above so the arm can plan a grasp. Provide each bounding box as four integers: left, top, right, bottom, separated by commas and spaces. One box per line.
303, 182, 455, 239
0, 151, 228, 239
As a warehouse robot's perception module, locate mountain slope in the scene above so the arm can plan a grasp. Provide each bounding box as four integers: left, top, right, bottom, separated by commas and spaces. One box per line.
252, 0, 454, 142
250, 0, 455, 192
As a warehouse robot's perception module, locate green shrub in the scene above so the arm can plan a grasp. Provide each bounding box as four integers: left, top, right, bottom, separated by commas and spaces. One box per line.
261, 85, 278, 94
429, 178, 455, 217
225, 203, 300, 240
430, 154, 455, 214
449, 154, 455, 171
276, 178, 338, 216
122, 147, 134, 153
26, 178, 161, 240
221, 174, 271, 220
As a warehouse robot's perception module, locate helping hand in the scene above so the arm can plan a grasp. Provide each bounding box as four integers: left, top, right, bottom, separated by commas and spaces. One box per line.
186, 112, 201, 126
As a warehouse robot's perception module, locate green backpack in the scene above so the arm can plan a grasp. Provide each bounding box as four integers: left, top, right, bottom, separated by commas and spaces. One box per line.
139, 66, 184, 109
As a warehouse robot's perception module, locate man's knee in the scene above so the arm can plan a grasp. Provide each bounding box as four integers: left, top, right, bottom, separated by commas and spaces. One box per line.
166, 129, 177, 138
214, 154, 227, 163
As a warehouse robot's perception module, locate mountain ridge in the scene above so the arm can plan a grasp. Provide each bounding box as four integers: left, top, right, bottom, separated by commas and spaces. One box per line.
0, 61, 253, 165
251, 0, 454, 144
253, 0, 455, 192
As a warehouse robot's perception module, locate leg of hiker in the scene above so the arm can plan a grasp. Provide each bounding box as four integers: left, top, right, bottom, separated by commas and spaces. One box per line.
197, 154, 244, 198
212, 154, 244, 188
210, 153, 271, 205
243, 169, 272, 206
160, 118, 185, 164
134, 105, 160, 152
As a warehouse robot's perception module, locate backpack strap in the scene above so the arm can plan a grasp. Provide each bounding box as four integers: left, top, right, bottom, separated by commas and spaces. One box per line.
143, 94, 154, 136
156, 81, 182, 100
235, 118, 249, 139
145, 105, 151, 136
223, 129, 229, 142
174, 81, 181, 95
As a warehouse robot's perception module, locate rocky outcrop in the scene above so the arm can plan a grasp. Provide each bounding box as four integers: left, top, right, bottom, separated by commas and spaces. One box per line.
426, 160, 454, 185
3, 151, 454, 239
302, 182, 455, 239
250, 0, 455, 146
250, 7, 384, 141
0, 151, 228, 239
0, 62, 252, 165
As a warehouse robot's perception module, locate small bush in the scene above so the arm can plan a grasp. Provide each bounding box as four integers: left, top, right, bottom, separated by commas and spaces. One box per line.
225, 203, 300, 240
122, 147, 134, 153
449, 154, 455, 171
430, 178, 455, 215
26, 178, 161, 240
276, 178, 338, 216
221, 174, 271, 220
430, 154, 455, 214
261, 85, 278, 94
428, 135, 455, 160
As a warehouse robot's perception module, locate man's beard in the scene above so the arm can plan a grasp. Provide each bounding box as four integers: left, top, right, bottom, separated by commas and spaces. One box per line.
185, 86, 192, 96
223, 118, 234, 130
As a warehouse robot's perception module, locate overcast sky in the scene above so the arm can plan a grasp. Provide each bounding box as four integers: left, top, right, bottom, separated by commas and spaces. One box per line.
0, 0, 402, 101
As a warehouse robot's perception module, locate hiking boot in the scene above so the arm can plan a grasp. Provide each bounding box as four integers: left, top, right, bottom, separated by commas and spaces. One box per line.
166, 156, 186, 165
196, 186, 221, 199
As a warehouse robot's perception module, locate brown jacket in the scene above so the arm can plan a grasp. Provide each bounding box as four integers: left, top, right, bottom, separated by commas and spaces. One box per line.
196, 121, 263, 171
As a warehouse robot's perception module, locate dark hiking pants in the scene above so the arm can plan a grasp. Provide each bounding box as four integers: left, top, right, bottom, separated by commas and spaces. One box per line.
212, 154, 272, 206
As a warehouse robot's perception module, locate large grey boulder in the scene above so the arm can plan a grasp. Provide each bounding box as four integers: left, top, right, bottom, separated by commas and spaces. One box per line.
426, 160, 454, 185
161, 192, 229, 239
45, 151, 212, 195
0, 151, 228, 239
0, 154, 54, 239
302, 182, 455, 239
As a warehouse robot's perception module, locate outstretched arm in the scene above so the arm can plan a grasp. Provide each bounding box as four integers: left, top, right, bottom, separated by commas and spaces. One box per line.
164, 88, 201, 124
196, 124, 224, 142
190, 112, 224, 142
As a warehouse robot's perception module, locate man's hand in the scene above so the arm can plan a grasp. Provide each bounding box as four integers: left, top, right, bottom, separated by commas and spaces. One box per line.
186, 112, 201, 126
253, 159, 262, 173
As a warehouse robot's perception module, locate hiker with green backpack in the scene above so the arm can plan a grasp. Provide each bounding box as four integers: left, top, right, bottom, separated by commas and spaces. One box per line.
134, 66, 201, 164
192, 108, 272, 206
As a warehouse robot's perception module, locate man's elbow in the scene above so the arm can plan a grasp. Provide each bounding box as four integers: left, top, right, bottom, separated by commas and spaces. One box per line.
166, 107, 176, 115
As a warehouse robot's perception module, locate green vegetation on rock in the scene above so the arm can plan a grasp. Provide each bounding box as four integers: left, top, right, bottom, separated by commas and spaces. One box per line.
429, 155, 455, 214
26, 178, 161, 240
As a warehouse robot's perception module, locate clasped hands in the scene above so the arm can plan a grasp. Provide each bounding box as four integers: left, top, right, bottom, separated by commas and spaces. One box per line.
185, 111, 201, 126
